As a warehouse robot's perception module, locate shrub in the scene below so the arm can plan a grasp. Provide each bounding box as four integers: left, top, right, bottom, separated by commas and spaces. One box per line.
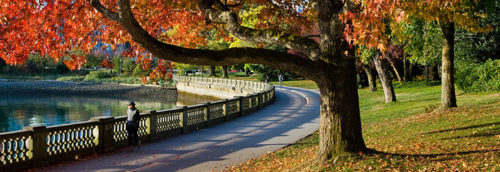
56, 76, 85, 82
83, 71, 112, 82
456, 59, 500, 92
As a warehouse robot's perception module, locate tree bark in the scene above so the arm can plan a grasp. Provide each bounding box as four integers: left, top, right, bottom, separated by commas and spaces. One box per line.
221, 66, 229, 78
361, 64, 377, 92
208, 66, 217, 77
388, 60, 402, 82
440, 22, 457, 109
316, 60, 366, 161
373, 55, 396, 103
315, 0, 367, 161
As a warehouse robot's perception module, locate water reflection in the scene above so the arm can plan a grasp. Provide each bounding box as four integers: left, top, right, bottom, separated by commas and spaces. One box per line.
0, 94, 202, 132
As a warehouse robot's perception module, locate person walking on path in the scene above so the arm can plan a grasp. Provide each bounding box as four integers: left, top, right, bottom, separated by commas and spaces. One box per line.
278, 74, 284, 87
127, 101, 141, 148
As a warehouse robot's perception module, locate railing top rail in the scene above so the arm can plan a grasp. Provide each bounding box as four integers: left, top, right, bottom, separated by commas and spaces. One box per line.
45, 121, 99, 130
0, 129, 32, 137
156, 108, 184, 114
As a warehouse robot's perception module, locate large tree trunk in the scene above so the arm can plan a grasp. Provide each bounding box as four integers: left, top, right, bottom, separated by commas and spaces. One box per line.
440, 22, 457, 109
315, 0, 366, 161
316, 60, 366, 161
373, 55, 396, 103
361, 64, 377, 92
208, 66, 217, 77
403, 54, 413, 81
221, 66, 228, 78
428, 64, 440, 81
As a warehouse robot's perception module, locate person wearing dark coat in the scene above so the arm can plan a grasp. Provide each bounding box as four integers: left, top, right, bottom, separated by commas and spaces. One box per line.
126, 101, 140, 147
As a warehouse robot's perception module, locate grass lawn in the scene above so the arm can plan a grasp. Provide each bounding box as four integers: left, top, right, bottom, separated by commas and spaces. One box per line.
270, 80, 318, 89
228, 83, 500, 171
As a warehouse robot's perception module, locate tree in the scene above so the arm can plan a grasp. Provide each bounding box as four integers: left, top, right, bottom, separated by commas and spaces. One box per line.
221, 66, 229, 78
401, 0, 492, 109
358, 46, 396, 102
360, 63, 377, 92
1, 0, 367, 162
207, 66, 217, 77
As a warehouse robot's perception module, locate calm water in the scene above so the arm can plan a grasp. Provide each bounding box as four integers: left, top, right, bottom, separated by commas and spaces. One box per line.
0, 96, 180, 132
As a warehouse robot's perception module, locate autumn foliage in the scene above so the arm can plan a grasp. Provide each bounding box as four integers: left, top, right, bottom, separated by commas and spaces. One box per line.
0, 0, 317, 71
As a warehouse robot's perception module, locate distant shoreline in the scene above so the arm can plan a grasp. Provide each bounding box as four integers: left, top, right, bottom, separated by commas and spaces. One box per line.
0, 80, 178, 102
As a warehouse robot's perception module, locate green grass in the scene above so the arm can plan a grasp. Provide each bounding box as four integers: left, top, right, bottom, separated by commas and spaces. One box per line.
229, 83, 500, 171
270, 80, 318, 89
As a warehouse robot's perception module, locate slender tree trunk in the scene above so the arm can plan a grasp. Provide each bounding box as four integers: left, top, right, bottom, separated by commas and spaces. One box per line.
373, 55, 396, 103
403, 54, 413, 81
388, 60, 402, 82
440, 22, 457, 109
207, 65, 217, 77
362, 64, 377, 92
315, 0, 366, 161
221, 66, 228, 78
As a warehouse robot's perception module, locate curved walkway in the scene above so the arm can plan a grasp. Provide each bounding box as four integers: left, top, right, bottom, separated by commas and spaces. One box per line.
37, 86, 320, 172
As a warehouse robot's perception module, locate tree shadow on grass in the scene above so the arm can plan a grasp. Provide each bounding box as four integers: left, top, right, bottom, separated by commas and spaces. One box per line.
440, 129, 500, 140
364, 148, 499, 161
423, 122, 500, 135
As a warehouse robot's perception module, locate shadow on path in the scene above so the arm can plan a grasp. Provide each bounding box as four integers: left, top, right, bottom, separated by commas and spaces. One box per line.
37, 86, 321, 172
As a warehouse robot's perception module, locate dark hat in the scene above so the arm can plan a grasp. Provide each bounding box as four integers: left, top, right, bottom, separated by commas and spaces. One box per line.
128, 101, 136, 106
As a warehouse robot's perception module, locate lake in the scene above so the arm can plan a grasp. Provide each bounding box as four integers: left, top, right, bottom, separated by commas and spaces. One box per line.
0, 93, 217, 132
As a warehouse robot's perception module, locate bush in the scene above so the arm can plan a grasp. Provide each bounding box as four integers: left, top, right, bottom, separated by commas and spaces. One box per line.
456, 59, 500, 92
83, 71, 112, 82
56, 76, 85, 82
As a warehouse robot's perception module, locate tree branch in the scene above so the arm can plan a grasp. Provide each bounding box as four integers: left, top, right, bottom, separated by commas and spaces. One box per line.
197, 0, 321, 61
90, 0, 119, 22
88, 0, 325, 80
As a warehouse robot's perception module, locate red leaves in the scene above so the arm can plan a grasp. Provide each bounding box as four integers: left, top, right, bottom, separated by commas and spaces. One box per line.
100, 59, 113, 69
0, 0, 206, 71
64, 54, 86, 71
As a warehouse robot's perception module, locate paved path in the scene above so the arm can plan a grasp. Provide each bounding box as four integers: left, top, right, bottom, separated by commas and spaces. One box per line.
37, 86, 320, 172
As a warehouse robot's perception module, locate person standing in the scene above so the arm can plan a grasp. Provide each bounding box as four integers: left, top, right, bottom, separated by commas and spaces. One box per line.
127, 101, 141, 148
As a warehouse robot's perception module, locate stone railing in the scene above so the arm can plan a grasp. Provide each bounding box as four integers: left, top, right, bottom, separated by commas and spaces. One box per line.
0, 77, 275, 171
175, 76, 272, 98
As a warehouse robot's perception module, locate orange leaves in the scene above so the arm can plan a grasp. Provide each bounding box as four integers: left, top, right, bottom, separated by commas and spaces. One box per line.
100, 59, 113, 69
0, 0, 206, 71
340, 0, 403, 52
64, 54, 86, 71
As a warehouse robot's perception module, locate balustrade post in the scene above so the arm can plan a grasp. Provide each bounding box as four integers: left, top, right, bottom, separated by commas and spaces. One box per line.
23, 125, 48, 168
149, 111, 158, 141
205, 102, 211, 127
257, 93, 264, 109
248, 95, 253, 112
236, 96, 243, 116
90, 116, 115, 153
181, 106, 188, 134
223, 99, 228, 121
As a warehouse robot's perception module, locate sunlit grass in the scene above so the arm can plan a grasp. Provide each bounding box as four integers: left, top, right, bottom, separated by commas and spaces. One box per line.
270, 80, 318, 89
228, 83, 500, 171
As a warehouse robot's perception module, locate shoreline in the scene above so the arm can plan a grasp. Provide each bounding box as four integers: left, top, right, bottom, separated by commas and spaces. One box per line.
0, 80, 178, 102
